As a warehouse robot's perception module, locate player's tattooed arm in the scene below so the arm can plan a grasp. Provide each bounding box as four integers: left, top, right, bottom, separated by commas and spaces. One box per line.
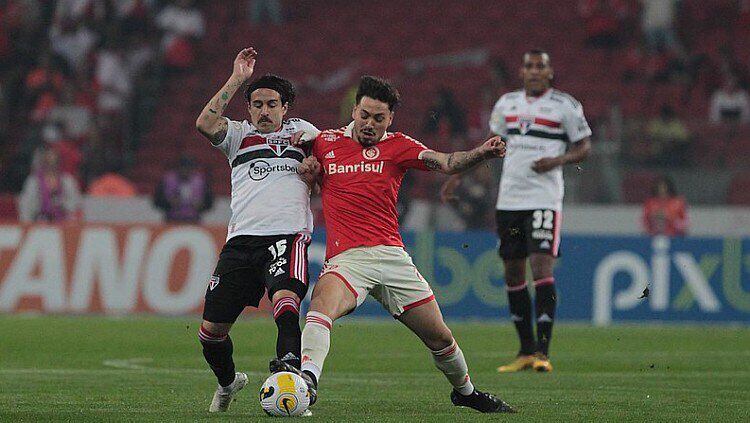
420, 136, 506, 175
196, 47, 257, 146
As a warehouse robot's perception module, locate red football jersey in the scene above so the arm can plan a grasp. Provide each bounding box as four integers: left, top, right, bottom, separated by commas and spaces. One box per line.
313, 123, 432, 259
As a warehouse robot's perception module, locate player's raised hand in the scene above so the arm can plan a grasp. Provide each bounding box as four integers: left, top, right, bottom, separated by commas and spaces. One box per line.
532, 157, 562, 173
232, 47, 257, 82
481, 136, 507, 158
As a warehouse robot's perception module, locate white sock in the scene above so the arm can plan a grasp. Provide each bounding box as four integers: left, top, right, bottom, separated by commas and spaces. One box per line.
431, 339, 475, 396
300, 311, 332, 382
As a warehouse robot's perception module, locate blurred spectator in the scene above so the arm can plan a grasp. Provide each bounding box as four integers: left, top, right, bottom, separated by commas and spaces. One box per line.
42, 122, 83, 181
156, 0, 205, 70
153, 156, 213, 222
423, 88, 467, 136
47, 82, 94, 141
249, 0, 283, 25
642, 175, 688, 236
640, 0, 681, 53
18, 146, 81, 222
709, 76, 750, 124
95, 35, 132, 114
645, 105, 691, 166
579, 0, 623, 48
49, 18, 98, 74
447, 164, 495, 230
88, 170, 137, 197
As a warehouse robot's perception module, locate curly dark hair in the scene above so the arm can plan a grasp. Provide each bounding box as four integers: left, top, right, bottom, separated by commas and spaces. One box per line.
245, 74, 296, 107
355, 75, 401, 111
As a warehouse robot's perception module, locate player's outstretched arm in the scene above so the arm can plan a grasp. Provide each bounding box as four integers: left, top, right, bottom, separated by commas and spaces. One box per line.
420, 136, 506, 175
195, 47, 257, 146
531, 136, 592, 173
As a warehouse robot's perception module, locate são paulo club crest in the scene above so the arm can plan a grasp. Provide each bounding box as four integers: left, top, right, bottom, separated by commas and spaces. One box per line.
518, 115, 535, 135
362, 146, 380, 160
266, 136, 290, 155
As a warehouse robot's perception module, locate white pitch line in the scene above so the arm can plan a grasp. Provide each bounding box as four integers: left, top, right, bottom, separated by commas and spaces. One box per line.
102, 358, 153, 370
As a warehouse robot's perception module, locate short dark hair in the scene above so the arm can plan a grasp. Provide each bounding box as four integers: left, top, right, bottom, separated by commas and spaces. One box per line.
523, 49, 551, 63
652, 175, 677, 196
356, 75, 400, 111
245, 74, 296, 107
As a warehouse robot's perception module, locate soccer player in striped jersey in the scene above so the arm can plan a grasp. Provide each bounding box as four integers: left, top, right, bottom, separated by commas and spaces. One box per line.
444, 50, 592, 373
195, 47, 320, 412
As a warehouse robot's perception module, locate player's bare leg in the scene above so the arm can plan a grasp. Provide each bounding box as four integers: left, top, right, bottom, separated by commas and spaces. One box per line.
272, 273, 357, 405
199, 320, 248, 412
497, 258, 536, 373
397, 300, 515, 413
270, 290, 303, 370
529, 253, 557, 372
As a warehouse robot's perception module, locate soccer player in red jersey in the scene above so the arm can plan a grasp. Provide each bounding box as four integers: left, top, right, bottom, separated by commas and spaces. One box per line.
272, 76, 515, 413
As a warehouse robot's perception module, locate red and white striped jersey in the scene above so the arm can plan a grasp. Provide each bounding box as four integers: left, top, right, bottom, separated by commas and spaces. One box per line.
312, 122, 432, 260
489, 88, 591, 211
215, 117, 319, 240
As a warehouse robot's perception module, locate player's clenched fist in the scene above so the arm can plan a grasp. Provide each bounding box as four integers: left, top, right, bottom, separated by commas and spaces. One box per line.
298, 156, 321, 188
232, 47, 257, 82
481, 136, 506, 158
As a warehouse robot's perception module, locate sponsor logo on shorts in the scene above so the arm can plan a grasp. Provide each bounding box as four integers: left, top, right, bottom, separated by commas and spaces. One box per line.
532, 229, 554, 241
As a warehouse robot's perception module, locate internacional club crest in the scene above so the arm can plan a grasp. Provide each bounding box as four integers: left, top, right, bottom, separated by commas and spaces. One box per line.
362, 146, 380, 160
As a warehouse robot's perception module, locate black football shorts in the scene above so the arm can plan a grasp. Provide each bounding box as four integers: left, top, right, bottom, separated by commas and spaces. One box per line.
495, 209, 562, 259
202, 233, 311, 323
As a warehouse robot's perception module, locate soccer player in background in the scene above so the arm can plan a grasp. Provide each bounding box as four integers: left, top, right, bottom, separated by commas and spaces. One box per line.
274, 76, 516, 413
443, 50, 592, 373
194, 47, 320, 412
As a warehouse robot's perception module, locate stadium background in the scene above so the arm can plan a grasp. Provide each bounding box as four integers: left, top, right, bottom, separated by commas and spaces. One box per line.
0, 1, 749, 420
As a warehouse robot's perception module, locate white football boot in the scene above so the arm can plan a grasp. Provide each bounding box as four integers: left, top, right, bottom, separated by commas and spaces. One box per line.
208, 372, 248, 412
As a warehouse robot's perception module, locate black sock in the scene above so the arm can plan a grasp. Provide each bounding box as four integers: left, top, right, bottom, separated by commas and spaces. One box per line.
534, 280, 557, 356
507, 285, 536, 355
201, 336, 236, 387
274, 308, 302, 369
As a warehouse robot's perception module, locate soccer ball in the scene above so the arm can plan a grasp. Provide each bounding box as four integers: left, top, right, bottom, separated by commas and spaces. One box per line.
259, 371, 310, 417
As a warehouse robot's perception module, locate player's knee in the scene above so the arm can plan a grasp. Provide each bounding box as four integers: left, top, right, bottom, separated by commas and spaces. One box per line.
198, 321, 231, 343
529, 254, 554, 279
271, 289, 300, 305
426, 327, 454, 351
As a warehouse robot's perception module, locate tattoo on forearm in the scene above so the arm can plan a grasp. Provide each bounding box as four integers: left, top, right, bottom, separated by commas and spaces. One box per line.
209, 108, 217, 114
221, 92, 229, 101
422, 157, 442, 170
446, 149, 485, 173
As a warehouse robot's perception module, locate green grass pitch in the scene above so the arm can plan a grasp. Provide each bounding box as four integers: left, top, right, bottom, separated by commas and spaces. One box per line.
1, 315, 748, 422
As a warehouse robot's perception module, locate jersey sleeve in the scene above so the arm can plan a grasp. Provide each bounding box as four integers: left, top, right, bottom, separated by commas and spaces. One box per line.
295, 119, 321, 143
213, 118, 245, 160
395, 134, 433, 171
561, 100, 592, 143
489, 97, 508, 136
295, 119, 321, 158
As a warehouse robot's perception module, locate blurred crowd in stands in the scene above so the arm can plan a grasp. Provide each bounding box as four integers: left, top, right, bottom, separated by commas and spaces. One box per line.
1, 0, 749, 234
